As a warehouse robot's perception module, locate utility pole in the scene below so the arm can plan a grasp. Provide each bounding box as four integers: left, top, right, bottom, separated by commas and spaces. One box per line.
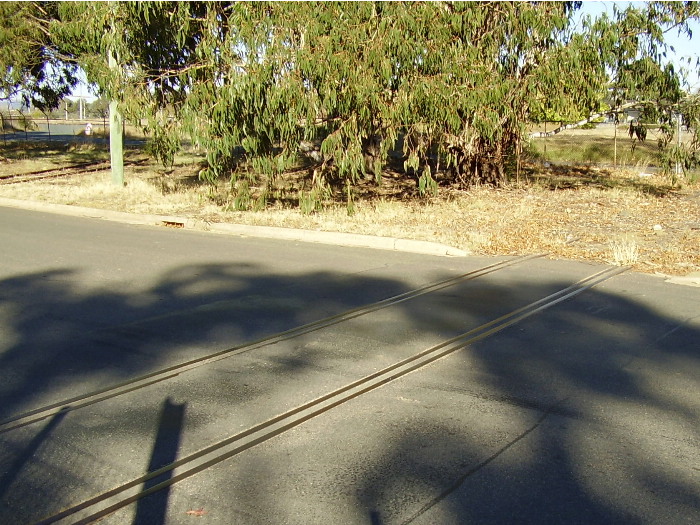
107, 1, 124, 186
108, 48, 124, 186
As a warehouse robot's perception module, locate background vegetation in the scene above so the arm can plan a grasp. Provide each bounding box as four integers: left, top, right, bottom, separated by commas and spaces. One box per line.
1, 1, 699, 211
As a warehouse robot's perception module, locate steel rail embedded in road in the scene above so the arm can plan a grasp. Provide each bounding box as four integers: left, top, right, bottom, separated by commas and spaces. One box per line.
0, 254, 542, 435
33, 264, 628, 525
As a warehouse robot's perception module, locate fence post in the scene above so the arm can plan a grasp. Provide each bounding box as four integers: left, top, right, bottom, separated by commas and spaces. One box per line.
613, 115, 618, 168
676, 113, 681, 180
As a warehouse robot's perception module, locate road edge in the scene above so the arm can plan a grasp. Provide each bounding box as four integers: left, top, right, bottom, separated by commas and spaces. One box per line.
0, 196, 468, 257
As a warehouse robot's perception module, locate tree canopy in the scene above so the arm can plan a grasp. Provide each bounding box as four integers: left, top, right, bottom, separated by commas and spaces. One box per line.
0, 1, 78, 111
2, 1, 699, 202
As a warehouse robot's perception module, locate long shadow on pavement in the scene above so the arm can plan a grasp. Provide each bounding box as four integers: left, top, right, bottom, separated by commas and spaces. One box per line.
132, 397, 186, 525
0, 262, 698, 524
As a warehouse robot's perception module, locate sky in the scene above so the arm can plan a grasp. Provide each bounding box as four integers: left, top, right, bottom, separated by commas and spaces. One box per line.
68, 74, 97, 104
578, 1, 700, 92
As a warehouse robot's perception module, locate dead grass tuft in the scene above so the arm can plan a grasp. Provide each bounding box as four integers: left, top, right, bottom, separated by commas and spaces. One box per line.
609, 236, 640, 266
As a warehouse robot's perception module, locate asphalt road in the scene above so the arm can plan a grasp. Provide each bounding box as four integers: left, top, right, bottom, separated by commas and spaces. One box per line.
0, 205, 698, 524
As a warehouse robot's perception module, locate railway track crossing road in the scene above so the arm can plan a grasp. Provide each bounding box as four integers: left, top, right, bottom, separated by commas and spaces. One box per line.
0, 205, 697, 524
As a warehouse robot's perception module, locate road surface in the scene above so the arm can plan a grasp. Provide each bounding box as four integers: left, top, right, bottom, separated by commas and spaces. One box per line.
0, 205, 698, 524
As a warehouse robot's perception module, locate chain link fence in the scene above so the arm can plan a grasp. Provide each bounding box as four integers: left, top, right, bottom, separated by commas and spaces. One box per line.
529, 120, 697, 180
1, 112, 114, 145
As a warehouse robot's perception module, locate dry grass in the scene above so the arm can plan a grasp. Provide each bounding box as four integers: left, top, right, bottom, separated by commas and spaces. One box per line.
609, 236, 640, 266
0, 142, 109, 174
1, 143, 698, 277
529, 122, 697, 171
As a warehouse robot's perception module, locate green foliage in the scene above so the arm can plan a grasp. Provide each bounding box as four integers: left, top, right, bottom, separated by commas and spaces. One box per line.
182, 2, 587, 189
660, 93, 700, 182
5, 1, 697, 205
0, 2, 78, 111
88, 97, 109, 120
231, 180, 252, 211
418, 169, 438, 198
298, 174, 333, 214
145, 118, 180, 168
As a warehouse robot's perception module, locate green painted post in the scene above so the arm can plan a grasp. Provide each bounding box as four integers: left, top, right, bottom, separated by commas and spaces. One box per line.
108, 49, 124, 186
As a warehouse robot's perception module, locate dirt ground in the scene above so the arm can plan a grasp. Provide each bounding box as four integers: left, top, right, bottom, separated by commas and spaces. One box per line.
0, 149, 698, 277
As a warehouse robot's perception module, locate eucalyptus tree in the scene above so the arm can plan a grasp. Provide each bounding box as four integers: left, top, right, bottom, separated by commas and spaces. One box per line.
177, 2, 597, 195
28, 1, 698, 203
168, 1, 697, 197
0, 2, 78, 112
532, 1, 699, 178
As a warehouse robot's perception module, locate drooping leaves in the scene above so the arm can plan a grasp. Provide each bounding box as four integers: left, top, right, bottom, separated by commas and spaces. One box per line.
0, 2, 78, 111
7, 1, 697, 202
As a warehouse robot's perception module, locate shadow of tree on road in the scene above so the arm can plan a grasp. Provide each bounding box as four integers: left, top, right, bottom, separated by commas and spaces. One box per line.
0, 261, 412, 523
352, 280, 700, 524
0, 263, 409, 421
0, 260, 698, 524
